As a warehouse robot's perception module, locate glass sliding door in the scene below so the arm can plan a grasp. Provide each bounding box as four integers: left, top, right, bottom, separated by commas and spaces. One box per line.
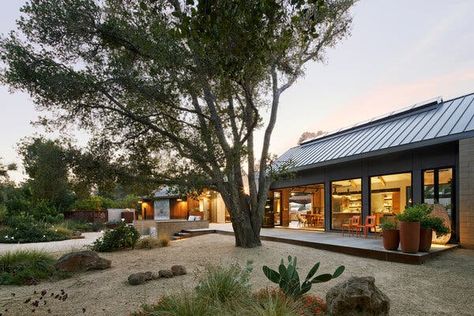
273, 191, 282, 226
287, 184, 325, 230
370, 173, 412, 231
331, 178, 362, 230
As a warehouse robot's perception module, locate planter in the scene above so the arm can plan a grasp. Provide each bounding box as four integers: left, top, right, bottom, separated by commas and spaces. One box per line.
399, 221, 420, 253
382, 229, 400, 250
419, 228, 433, 252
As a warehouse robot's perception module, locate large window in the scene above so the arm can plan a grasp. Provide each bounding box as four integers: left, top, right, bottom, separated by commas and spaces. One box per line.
423, 168, 453, 217
370, 173, 412, 231
331, 178, 361, 230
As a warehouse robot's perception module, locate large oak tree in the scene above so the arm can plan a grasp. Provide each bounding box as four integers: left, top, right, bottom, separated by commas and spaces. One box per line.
1, 0, 355, 247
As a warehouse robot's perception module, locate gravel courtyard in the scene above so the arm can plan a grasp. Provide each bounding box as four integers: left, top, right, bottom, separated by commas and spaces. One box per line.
0, 234, 473, 315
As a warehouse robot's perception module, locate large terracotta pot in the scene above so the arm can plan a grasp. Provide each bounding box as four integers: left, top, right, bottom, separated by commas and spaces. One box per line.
382, 229, 400, 250
399, 221, 420, 253
419, 228, 433, 252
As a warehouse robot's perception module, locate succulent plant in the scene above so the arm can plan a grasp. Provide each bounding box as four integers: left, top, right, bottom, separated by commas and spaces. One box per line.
262, 255, 345, 299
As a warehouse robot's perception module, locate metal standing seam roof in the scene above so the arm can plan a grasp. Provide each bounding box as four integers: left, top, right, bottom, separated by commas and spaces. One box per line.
278, 92, 474, 171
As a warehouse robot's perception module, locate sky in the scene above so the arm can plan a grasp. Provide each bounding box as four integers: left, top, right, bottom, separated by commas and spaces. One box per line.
1, 0, 474, 182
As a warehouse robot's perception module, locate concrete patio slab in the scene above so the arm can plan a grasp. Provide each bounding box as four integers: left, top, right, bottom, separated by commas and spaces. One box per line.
185, 223, 458, 264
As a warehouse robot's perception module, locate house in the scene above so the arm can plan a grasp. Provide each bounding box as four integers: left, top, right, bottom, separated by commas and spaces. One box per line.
138, 187, 230, 223
269, 92, 474, 248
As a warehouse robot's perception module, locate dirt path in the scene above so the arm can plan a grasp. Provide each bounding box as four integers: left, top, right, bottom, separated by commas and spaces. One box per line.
0, 234, 473, 315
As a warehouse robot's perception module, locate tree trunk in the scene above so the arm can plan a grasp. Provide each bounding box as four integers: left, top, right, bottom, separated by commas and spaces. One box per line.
231, 217, 262, 248
220, 185, 263, 248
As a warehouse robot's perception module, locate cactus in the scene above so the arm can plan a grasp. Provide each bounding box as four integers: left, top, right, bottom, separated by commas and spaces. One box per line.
262, 255, 345, 299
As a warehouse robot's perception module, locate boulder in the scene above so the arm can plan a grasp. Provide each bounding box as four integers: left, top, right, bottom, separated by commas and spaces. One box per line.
171, 265, 187, 276
128, 271, 155, 285
326, 276, 390, 316
158, 269, 174, 278
55, 251, 111, 273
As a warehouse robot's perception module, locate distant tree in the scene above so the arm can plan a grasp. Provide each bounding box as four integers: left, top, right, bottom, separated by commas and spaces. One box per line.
18, 138, 74, 211
298, 130, 325, 144
0, 159, 16, 180
1, 0, 355, 247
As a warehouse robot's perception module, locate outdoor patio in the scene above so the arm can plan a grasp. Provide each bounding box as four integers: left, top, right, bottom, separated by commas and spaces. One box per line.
187, 223, 458, 264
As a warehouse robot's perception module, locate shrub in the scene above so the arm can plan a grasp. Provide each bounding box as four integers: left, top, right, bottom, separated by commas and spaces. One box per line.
421, 216, 450, 237
49, 225, 75, 238
196, 262, 253, 304
380, 218, 397, 231
250, 288, 301, 316
397, 204, 432, 222
262, 256, 344, 299
158, 235, 170, 247
136, 292, 212, 316
0, 250, 56, 285
136, 236, 161, 249
59, 219, 104, 232
300, 294, 327, 315
91, 222, 140, 252
0, 204, 7, 225
0, 214, 68, 243
73, 196, 114, 211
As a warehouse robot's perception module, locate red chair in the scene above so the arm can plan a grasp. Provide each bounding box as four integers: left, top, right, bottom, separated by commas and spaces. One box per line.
342, 216, 361, 237
361, 215, 376, 238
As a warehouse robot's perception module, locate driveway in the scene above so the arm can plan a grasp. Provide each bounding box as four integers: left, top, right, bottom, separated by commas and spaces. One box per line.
0, 232, 102, 254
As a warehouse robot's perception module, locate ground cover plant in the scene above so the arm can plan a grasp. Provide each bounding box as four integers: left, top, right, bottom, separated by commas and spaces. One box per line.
91, 222, 140, 252
135, 259, 339, 316
0, 250, 58, 285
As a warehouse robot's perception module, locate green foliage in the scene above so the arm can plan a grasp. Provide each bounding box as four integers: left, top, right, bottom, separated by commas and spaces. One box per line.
0, 213, 69, 243
250, 288, 302, 316
73, 194, 140, 211
0, 204, 7, 225
73, 195, 114, 211
196, 262, 253, 304
421, 216, 450, 237
18, 137, 75, 212
134, 262, 326, 316
380, 218, 398, 231
91, 222, 140, 252
262, 256, 345, 299
0, 250, 56, 285
397, 204, 432, 222
137, 291, 213, 316
0, 0, 356, 247
60, 219, 104, 232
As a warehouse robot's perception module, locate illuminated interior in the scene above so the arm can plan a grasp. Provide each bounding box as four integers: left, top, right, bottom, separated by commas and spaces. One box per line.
331, 178, 361, 230
370, 173, 412, 231
288, 184, 325, 230
424, 168, 453, 217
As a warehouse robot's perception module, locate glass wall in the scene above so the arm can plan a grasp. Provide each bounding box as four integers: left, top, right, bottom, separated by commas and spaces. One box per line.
424, 168, 453, 217
370, 173, 412, 231
288, 184, 325, 230
331, 179, 362, 230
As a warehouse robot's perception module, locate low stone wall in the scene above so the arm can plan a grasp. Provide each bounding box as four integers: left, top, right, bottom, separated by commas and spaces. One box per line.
134, 220, 209, 237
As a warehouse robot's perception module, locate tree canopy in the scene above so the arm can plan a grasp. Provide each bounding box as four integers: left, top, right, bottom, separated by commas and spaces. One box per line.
1, 0, 355, 247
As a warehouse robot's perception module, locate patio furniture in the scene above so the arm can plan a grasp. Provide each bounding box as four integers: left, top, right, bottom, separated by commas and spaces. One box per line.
342, 215, 361, 237
361, 215, 376, 238
297, 213, 308, 227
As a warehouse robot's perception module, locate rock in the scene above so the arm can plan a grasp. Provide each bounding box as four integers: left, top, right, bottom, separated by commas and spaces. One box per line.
158, 269, 174, 278
55, 251, 111, 273
326, 276, 390, 316
128, 271, 154, 285
171, 265, 187, 276
128, 273, 147, 285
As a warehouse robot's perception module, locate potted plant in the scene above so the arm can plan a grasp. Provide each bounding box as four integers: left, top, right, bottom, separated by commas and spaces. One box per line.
419, 216, 450, 252
380, 219, 399, 251
396, 204, 429, 253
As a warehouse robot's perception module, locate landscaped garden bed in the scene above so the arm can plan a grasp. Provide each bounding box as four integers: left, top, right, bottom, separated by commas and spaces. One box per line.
0, 234, 472, 315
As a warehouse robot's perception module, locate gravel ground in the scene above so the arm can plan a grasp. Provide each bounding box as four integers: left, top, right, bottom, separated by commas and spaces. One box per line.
0, 234, 473, 316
